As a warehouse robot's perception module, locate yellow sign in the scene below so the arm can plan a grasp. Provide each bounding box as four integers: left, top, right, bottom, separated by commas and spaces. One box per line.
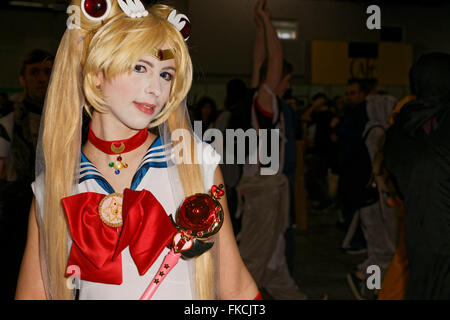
311, 41, 412, 85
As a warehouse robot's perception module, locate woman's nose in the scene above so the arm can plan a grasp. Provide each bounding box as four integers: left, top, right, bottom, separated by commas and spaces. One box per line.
145, 74, 161, 97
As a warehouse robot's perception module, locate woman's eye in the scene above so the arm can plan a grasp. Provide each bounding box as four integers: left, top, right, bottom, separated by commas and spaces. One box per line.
160, 72, 173, 81
134, 64, 147, 73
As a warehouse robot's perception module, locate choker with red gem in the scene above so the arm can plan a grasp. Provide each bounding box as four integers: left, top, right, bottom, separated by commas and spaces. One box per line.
88, 125, 149, 175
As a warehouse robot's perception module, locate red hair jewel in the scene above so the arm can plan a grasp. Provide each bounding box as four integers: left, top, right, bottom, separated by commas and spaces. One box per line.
167, 10, 191, 41
81, 0, 111, 21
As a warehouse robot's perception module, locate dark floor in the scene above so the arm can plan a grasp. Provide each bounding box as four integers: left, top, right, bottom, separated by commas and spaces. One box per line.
290, 208, 366, 300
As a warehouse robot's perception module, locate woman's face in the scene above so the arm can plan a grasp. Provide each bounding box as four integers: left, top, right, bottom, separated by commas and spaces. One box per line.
97, 45, 176, 130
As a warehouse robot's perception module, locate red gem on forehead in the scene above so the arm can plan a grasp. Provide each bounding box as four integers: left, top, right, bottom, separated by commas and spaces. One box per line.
84, 0, 108, 18
158, 49, 164, 60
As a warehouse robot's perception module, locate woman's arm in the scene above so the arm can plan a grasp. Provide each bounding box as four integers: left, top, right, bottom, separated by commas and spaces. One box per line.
255, 0, 283, 114
250, 1, 266, 89
214, 167, 259, 299
15, 197, 47, 300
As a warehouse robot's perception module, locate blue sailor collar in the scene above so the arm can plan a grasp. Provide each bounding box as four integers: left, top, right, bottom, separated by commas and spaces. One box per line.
79, 135, 169, 194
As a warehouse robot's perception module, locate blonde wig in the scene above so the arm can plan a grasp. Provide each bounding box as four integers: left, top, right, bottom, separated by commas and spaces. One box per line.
39, 1, 215, 299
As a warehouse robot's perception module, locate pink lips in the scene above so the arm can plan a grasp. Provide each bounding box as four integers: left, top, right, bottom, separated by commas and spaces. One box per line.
133, 101, 155, 115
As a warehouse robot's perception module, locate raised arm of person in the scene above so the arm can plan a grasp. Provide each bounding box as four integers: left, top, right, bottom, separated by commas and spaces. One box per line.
15, 198, 47, 300
215, 167, 259, 299
250, 1, 266, 89
255, 0, 283, 114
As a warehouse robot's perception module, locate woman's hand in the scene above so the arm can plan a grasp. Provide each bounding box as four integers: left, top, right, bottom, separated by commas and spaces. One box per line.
253, 0, 264, 29
255, 0, 270, 22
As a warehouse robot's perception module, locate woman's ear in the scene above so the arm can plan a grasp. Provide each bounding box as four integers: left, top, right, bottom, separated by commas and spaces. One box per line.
94, 72, 104, 88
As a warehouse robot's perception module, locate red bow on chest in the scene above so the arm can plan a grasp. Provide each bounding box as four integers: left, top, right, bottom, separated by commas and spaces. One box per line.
62, 189, 177, 285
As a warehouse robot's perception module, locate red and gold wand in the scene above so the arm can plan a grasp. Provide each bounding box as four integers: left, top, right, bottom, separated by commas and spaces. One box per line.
140, 184, 225, 300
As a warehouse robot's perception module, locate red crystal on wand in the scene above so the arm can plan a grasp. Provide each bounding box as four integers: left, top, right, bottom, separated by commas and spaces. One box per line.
175, 186, 224, 240
177, 194, 218, 233
211, 184, 225, 198
175, 236, 187, 252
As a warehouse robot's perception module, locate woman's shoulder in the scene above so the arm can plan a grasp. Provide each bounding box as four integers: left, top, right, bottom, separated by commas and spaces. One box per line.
194, 138, 221, 168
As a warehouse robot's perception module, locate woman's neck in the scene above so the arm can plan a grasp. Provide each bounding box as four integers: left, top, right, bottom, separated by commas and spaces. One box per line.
84, 110, 155, 167
90, 111, 139, 141
83, 111, 156, 190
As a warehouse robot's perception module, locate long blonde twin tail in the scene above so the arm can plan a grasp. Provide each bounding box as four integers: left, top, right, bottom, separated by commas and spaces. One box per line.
167, 112, 216, 300
41, 27, 85, 300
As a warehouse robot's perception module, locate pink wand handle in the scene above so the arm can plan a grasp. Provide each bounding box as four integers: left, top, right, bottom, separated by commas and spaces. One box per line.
140, 248, 181, 300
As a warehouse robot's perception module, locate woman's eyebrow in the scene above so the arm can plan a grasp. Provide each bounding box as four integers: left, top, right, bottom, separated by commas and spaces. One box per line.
138, 59, 176, 72
138, 59, 153, 67
162, 66, 176, 72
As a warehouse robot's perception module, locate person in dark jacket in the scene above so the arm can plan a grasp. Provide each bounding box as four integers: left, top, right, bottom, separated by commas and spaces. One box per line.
384, 52, 450, 299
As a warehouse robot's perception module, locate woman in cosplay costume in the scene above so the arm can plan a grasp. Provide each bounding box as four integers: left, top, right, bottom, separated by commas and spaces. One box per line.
15, 0, 259, 300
